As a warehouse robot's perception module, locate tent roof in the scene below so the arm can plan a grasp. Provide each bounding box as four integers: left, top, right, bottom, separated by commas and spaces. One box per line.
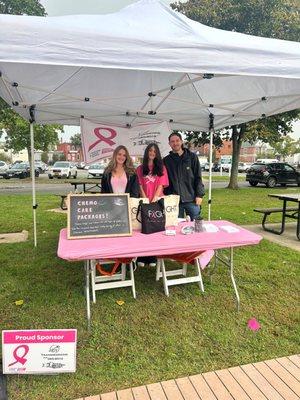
0, 0, 299, 130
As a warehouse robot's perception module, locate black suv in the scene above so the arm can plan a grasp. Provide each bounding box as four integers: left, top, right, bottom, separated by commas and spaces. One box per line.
246, 162, 300, 188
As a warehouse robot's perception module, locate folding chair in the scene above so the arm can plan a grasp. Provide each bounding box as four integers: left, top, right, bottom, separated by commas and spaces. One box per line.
90, 258, 136, 303
156, 250, 215, 296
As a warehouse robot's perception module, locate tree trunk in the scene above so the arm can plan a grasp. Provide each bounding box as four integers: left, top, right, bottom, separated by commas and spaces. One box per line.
227, 124, 246, 189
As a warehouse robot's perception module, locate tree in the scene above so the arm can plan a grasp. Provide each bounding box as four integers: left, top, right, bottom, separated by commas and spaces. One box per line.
171, 0, 300, 188
52, 152, 66, 163
41, 151, 49, 164
0, 152, 10, 163
0, 0, 46, 16
270, 136, 300, 161
0, 108, 62, 162
70, 133, 82, 148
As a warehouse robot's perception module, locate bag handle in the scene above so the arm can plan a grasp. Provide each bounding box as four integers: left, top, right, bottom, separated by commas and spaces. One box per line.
136, 199, 143, 223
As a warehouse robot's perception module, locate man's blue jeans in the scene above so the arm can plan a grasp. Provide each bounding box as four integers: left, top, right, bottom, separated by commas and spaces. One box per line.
179, 202, 201, 221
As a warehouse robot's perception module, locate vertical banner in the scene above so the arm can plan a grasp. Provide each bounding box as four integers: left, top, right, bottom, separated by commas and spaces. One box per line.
80, 119, 171, 164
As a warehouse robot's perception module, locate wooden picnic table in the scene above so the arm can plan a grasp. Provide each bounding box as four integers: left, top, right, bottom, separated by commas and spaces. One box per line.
267, 193, 300, 240
254, 193, 300, 240
66, 179, 101, 193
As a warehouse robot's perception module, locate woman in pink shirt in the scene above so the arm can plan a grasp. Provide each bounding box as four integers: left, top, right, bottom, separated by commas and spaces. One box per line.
136, 143, 169, 202
136, 143, 169, 267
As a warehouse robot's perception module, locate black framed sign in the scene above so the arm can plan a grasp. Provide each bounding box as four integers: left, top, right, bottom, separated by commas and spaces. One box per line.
67, 193, 132, 239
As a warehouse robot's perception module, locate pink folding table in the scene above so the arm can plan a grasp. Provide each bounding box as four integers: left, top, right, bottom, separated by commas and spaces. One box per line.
58, 220, 262, 326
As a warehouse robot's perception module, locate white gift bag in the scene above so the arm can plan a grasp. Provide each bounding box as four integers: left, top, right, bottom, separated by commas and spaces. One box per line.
130, 197, 149, 230
162, 195, 180, 227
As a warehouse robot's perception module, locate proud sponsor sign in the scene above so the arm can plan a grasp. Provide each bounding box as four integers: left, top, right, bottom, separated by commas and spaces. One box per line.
2, 329, 77, 374
80, 119, 170, 163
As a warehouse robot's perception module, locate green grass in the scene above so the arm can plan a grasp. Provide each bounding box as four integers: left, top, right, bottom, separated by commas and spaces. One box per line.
0, 189, 299, 400
202, 175, 245, 182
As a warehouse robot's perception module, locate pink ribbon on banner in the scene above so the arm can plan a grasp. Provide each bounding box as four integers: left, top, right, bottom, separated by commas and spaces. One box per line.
8, 344, 29, 367
88, 127, 117, 151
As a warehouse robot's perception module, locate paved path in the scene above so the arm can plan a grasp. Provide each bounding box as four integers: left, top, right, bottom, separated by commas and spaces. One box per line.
244, 222, 299, 252
75, 354, 300, 400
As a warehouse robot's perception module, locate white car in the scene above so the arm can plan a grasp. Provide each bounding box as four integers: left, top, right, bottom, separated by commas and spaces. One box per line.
48, 161, 77, 179
87, 163, 106, 178
0, 160, 9, 178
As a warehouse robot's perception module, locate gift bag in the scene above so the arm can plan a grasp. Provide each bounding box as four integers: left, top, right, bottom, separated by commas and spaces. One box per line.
162, 195, 180, 227
130, 197, 149, 230
137, 199, 166, 234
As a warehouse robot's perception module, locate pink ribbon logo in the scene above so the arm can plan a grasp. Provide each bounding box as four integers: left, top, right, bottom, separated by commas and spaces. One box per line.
88, 127, 117, 152
8, 344, 29, 367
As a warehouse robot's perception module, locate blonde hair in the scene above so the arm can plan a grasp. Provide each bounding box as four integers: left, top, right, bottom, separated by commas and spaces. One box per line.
105, 145, 136, 175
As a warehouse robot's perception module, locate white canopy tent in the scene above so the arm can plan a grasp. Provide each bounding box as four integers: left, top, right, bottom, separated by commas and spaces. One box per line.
0, 0, 299, 246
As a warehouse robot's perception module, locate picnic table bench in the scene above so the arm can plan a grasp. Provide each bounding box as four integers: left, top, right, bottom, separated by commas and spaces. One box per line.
254, 193, 299, 239
56, 180, 102, 210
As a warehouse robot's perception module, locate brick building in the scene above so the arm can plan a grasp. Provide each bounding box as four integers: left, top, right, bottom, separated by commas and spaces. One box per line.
56, 142, 83, 162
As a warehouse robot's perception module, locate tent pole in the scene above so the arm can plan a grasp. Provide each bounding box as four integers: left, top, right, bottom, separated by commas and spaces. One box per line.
29, 106, 37, 247
208, 113, 214, 221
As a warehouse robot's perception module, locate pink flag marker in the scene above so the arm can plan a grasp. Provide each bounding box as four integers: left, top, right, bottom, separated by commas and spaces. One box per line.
247, 318, 261, 331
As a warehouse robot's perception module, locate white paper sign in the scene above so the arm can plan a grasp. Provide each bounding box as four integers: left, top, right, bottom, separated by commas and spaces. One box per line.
2, 329, 77, 374
81, 118, 171, 163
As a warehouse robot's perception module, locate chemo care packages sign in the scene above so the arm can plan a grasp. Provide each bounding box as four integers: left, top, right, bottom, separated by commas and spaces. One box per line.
2, 329, 77, 374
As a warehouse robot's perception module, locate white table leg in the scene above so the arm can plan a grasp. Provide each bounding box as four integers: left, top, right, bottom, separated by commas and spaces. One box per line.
160, 259, 169, 297
229, 247, 240, 311
85, 260, 91, 329
195, 258, 204, 293
129, 262, 136, 299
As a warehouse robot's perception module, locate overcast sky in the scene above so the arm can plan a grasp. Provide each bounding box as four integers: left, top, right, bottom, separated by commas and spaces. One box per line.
39, 0, 299, 141
40, 0, 174, 16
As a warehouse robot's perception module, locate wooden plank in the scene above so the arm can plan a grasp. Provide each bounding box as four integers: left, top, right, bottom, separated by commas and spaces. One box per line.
229, 366, 268, 400
175, 377, 201, 399
101, 392, 117, 400
265, 359, 300, 397
241, 363, 284, 400
85, 396, 101, 400
117, 388, 134, 400
275, 357, 300, 381
215, 368, 250, 400
202, 371, 234, 400
254, 361, 299, 400
288, 355, 300, 368
189, 373, 217, 400
131, 386, 151, 400
146, 383, 167, 400
161, 380, 184, 400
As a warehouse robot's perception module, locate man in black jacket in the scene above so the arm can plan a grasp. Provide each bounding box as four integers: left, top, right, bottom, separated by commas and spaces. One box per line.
164, 132, 205, 220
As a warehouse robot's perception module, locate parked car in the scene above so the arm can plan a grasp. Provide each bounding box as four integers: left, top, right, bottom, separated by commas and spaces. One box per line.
0, 161, 9, 178
34, 161, 47, 173
48, 161, 77, 179
87, 163, 106, 179
246, 162, 300, 187
6, 163, 40, 179
238, 162, 251, 173
76, 161, 86, 169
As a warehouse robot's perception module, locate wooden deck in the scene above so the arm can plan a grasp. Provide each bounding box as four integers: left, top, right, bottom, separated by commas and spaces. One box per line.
75, 354, 300, 400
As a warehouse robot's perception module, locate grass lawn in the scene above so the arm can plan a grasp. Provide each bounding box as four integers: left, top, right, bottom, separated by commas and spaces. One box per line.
202, 175, 245, 182
0, 188, 299, 400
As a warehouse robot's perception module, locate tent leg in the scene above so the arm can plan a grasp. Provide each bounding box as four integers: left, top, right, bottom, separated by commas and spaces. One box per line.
30, 122, 37, 247
208, 113, 214, 221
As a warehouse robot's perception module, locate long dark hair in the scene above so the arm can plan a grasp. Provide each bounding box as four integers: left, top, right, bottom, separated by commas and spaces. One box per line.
142, 143, 164, 177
